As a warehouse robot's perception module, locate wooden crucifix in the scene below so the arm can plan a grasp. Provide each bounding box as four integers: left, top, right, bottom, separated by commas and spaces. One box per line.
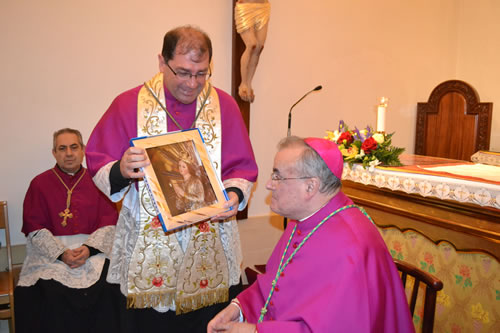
232, 0, 271, 219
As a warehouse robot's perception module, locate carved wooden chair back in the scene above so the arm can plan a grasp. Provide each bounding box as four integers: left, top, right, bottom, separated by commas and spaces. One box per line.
415, 80, 492, 161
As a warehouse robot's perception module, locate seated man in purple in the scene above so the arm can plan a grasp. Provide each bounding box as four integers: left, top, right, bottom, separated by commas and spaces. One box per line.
208, 136, 414, 333
14, 128, 119, 333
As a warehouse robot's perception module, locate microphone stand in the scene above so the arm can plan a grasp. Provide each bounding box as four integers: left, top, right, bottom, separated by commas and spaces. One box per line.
287, 85, 322, 137
283, 85, 322, 229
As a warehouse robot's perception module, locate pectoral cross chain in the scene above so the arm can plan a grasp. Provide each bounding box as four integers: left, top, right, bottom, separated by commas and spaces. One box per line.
51, 169, 86, 227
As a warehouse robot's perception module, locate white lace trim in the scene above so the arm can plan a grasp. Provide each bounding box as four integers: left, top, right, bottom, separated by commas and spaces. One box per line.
18, 227, 114, 288
343, 163, 500, 209
471, 151, 500, 166
92, 161, 131, 203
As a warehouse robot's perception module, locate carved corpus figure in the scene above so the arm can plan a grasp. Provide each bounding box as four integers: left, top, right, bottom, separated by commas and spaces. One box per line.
235, 0, 271, 103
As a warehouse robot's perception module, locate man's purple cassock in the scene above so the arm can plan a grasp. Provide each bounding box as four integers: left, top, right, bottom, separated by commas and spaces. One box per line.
85, 85, 257, 183
238, 192, 415, 333
23, 165, 118, 236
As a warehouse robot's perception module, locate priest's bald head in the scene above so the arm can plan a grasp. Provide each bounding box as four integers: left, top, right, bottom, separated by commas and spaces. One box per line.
266, 136, 343, 220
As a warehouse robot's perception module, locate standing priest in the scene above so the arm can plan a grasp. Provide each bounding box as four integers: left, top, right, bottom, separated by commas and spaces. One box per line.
85, 25, 258, 333
15, 128, 119, 333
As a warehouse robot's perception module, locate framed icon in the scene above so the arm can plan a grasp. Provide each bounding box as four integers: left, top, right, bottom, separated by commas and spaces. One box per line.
131, 129, 229, 231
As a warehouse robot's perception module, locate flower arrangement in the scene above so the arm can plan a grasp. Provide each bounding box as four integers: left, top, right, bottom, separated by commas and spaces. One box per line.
325, 120, 405, 169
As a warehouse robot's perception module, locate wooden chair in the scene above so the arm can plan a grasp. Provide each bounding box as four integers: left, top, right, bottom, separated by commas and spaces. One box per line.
243, 265, 266, 289
395, 259, 443, 333
0, 201, 15, 333
415, 80, 493, 161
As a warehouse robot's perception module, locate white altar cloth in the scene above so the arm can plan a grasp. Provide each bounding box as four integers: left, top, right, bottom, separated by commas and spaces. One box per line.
342, 162, 500, 209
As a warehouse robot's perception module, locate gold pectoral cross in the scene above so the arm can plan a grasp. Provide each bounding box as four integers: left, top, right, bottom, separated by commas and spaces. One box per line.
51, 168, 86, 228
59, 208, 73, 227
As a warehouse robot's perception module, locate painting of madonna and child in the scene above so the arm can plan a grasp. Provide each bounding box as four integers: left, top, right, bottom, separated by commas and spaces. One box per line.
131, 129, 229, 231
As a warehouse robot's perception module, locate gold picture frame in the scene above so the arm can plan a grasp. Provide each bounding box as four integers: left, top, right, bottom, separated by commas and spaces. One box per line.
131, 129, 229, 231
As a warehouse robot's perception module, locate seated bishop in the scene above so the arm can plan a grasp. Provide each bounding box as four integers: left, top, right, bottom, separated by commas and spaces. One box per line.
208, 136, 414, 333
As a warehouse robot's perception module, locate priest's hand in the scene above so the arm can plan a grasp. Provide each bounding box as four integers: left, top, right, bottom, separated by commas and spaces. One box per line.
120, 147, 150, 179
207, 302, 242, 333
61, 246, 89, 269
71, 245, 90, 268
211, 192, 239, 221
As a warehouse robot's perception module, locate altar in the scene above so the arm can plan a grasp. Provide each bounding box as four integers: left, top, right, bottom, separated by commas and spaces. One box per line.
342, 154, 500, 332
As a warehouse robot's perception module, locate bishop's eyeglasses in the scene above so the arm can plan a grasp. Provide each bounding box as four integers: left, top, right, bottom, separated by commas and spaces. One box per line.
270, 172, 312, 182
166, 61, 211, 82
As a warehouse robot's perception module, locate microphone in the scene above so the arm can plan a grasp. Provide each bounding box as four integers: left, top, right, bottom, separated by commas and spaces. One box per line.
283, 85, 322, 230
287, 85, 323, 136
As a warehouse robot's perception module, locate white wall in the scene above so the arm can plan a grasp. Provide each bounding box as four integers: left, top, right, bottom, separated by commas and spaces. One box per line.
456, 0, 500, 147
0, 0, 233, 245
1, 0, 499, 246
249, 0, 457, 217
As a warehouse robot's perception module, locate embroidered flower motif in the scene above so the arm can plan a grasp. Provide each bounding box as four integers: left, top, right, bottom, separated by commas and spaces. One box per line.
459, 265, 471, 278
421, 252, 435, 273
197, 263, 211, 274
151, 215, 162, 229
424, 252, 434, 265
200, 279, 209, 288
451, 323, 462, 333
152, 276, 163, 287
471, 303, 490, 324
198, 222, 210, 233
479, 257, 491, 274
390, 241, 404, 260
456, 265, 472, 288
437, 291, 450, 307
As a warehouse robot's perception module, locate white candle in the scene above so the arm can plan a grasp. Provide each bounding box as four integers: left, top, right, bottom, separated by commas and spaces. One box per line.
376, 97, 388, 132
377, 105, 386, 132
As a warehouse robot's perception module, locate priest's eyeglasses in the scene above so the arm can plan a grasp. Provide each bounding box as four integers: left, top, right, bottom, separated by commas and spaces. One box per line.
166, 61, 211, 82
270, 172, 312, 182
